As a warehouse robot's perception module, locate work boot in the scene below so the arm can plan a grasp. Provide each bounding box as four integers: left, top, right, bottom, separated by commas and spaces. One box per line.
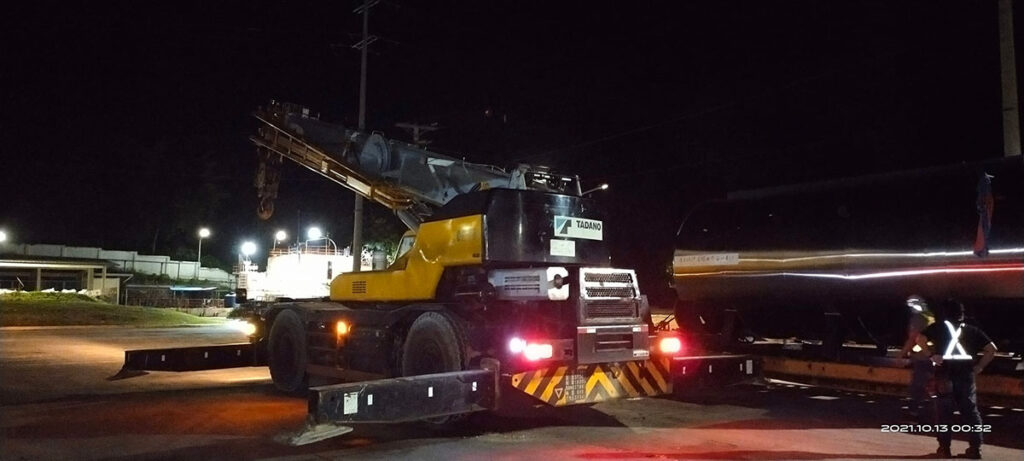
957, 447, 981, 459
934, 446, 952, 458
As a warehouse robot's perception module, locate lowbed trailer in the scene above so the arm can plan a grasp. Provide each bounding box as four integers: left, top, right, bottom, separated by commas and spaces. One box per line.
114, 102, 762, 443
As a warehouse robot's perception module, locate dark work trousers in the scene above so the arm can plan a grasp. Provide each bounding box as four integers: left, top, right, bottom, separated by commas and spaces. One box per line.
909, 360, 933, 420
933, 368, 983, 449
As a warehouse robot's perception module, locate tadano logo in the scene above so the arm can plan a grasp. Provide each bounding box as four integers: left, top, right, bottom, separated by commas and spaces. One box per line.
553, 216, 603, 241
555, 217, 572, 235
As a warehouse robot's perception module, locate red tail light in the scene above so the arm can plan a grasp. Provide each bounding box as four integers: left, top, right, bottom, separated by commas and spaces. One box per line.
658, 336, 682, 355
523, 343, 554, 361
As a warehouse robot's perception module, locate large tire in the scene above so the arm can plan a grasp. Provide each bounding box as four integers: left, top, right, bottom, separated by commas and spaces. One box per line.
401, 311, 466, 376
401, 311, 467, 425
268, 309, 308, 394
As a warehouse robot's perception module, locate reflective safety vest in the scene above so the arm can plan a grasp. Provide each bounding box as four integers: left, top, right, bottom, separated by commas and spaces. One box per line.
942, 320, 973, 360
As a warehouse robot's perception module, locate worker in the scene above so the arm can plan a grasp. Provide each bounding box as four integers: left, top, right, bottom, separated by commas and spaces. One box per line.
916, 298, 997, 460
898, 294, 934, 421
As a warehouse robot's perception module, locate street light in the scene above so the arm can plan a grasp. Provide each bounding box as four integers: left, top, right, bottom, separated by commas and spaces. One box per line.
196, 227, 210, 279
274, 230, 287, 250
307, 227, 323, 241
0, 230, 7, 243
241, 241, 257, 260
582, 183, 609, 196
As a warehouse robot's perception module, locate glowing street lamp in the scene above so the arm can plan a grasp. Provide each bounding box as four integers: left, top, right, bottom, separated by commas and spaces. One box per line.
274, 230, 287, 250
0, 230, 7, 243
307, 227, 323, 241
241, 241, 257, 261
196, 227, 211, 279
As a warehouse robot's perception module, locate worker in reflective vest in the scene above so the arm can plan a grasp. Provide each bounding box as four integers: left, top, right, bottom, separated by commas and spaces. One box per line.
899, 295, 934, 421
917, 298, 997, 460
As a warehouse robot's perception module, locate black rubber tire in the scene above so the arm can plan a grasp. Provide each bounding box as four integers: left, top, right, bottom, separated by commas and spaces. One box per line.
401, 311, 465, 376
401, 311, 466, 424
268, 309, 308, 394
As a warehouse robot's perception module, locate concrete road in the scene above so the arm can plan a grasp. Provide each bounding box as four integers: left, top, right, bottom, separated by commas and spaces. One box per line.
0, 323, 270, 404
1, 326, 1022, 461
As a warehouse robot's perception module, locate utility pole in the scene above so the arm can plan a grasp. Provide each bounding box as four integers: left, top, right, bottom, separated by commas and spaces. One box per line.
352, 0, 379, 271
999, 0, 1021, 156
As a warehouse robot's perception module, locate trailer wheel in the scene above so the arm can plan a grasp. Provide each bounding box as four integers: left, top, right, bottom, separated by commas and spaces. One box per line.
401, 311, 466, 424
268, 309, 308, 394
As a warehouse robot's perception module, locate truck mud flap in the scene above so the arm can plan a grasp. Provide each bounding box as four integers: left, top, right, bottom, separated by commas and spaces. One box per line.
109, 343, 257, 380
511, 359, 674, 406
308, 367, 498, 424
671, 354, 763, 389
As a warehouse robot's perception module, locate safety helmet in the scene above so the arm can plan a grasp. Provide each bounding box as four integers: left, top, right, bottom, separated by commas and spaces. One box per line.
906, 295, 928, 313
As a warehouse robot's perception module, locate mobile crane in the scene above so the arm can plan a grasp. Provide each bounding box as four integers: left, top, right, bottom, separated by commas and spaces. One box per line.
116, 101, 760, 442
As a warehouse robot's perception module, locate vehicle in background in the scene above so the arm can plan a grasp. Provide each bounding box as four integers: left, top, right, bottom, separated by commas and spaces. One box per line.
672, 157, 1024, 355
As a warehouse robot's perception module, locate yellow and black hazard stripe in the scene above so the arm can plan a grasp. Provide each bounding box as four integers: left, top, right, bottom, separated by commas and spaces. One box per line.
510, 359, 672, 406
510, 365, 570, 406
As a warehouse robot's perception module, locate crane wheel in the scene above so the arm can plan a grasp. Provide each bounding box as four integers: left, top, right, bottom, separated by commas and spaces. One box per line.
401, 311, 467, 424
268, 309, 309, 394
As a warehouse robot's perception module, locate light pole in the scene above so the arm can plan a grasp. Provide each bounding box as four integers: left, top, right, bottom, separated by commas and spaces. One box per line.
305, 227, 338, 254
196, 228, 210, 279
582, 183, 609, 196
274, 230, 287, 250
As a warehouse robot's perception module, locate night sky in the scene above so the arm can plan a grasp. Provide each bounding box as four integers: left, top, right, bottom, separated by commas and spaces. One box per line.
1, 1, 1017, 305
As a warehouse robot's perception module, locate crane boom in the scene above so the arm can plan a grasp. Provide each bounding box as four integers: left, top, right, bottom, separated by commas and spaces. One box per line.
251, 101, 580, 230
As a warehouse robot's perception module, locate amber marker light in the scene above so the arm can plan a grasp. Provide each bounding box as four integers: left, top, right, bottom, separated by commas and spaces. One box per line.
336, 321, 350, 337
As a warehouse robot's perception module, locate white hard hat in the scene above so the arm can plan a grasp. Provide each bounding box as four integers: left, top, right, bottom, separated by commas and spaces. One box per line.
906, 295, 928, 312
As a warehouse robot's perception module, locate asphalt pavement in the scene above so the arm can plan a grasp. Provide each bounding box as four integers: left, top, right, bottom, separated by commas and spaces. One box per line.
1, 326, 1021, 461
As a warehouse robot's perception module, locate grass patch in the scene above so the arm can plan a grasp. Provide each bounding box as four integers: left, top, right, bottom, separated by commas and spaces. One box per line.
0, 293, 224, 327
0, 291, 100, 304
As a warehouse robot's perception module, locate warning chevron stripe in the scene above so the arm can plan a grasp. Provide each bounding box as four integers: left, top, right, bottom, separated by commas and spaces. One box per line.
585, 365, 617, 400
626, 361, 657, 395
510, 369, 532, 389
645, 359, 671, 393
585, 367, 616, 401
589, 368, 610, 401
510, 360, 673, 407
615, 366, 639, 396
621, 362, 646, 395
540, 366, 567, 404
524, 367, 546, 395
